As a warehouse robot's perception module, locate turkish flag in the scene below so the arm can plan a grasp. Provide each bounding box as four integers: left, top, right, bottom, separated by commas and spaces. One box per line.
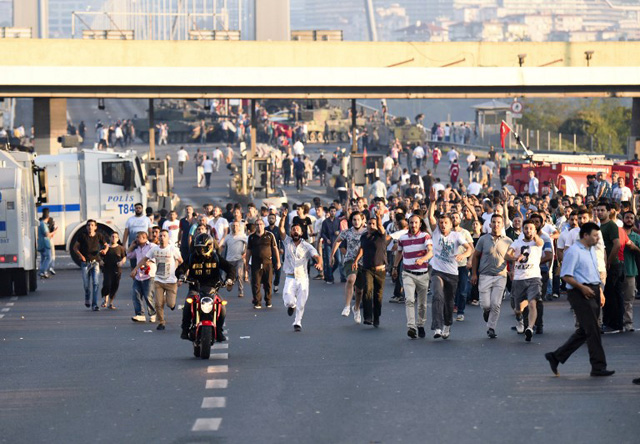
362, 147, 368, 166
500, 121, 511, 149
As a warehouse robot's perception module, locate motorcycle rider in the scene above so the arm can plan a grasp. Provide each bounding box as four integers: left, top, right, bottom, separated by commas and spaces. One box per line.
179, 233, 236, 342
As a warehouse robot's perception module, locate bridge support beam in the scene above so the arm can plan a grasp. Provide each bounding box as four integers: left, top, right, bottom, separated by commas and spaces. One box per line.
632, 98, 640, 159
33, 98, 66, 155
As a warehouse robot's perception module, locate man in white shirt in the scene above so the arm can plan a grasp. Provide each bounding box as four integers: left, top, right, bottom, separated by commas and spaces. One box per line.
293, 140, 305, 157
162, 211, 181, 248
447, 147, 459, 165
132, 230, 183, 330
383, 154, 394, 184
278, 210, 323, 331
202, 155, 214, 189
367, 176, 387, 201
177, 146, 189, 174
427, 202, 473, 339
467, 180, 482, 196
528, 170, 539, 195
612, 176, 632, 203
505, 220, 544, 341
208, 206, 230, 249
123, 203, 153, 265
413, 145, 425, 170
212, 146, 224, 172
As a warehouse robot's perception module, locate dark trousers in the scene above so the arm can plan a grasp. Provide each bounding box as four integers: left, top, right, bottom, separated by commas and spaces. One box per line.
455, 266, 469, 315
204, 172, 212, 188
295, 174, 304, 191
251, 263, 273, 305
603, 262, 624, 330
431, 269, 459, 329
393, 262, 404, 298
273, 267, 281, 288
363, 268, 386, 324
323, 244, 339, 283
101, 268, 121, 300
552, 287, 607, 371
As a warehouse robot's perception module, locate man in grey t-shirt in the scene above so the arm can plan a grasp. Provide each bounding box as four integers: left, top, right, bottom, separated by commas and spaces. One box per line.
223, 221, 248, 298
471, 214, 512, 338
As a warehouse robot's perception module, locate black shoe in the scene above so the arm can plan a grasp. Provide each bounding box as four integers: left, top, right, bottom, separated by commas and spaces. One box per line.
373, 318, 379, 328
633, 378, 640, 385
545, 352, 559, 376
418, 327, 426, 338
85, 300, 90, 308
287, 306, 295, 316
293, 324, 301, 332
156, 324, 165, 330
535, 326, 544, 335
483, 310, 490, 323
407, 328, 417, 339
92, 306, 100, 311
363, 320, 372, 325
590, 369, 615, 377
525, 327, 533, 342
169, 305, 176, 311
487, 328, 497, 339
217, 332, 227, 342
180, 330, 190, 340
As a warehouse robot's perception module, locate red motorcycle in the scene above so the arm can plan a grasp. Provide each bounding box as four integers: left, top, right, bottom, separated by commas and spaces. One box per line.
183, 279, 229, 359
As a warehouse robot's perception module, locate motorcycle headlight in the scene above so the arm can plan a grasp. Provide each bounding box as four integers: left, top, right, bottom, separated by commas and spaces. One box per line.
200, 297, 214, 314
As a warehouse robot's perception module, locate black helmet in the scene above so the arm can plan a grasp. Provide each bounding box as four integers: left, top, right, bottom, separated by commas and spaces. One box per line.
194, 233, 214, 258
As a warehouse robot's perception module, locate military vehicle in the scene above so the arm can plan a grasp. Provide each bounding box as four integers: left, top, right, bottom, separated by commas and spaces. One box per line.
132, 100, 227, 144
389, 116, 429, 146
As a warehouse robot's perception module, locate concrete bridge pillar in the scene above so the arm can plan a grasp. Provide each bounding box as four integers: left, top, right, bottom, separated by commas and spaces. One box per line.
33, 98, 67, 155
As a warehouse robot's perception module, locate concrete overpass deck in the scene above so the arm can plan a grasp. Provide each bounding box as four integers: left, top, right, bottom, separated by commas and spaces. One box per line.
1, 40, 640, 98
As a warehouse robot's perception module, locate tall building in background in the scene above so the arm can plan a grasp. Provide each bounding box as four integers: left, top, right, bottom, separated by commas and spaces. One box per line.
0, 1, 12, 27
48, 0, 105, 38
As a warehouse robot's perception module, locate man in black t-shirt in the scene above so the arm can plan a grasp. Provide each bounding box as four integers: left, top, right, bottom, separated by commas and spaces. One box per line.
292, 204, 313, 241
353, 211, 387, 327
246, 219, 281, 309
73, 220, 108, 311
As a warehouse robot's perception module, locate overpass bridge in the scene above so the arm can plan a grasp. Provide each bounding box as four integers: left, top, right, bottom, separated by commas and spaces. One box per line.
1, 40, 640, 98
1, 39, 639, 153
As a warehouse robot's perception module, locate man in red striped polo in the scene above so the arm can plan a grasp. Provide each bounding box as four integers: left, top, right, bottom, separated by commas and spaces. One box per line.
393, 214, 433, 339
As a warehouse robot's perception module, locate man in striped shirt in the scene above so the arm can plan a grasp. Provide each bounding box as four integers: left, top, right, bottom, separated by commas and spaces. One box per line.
393, 214, 433, 339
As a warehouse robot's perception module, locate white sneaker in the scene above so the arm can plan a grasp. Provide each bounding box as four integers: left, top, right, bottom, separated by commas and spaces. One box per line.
131, 315, 146, 322
442, 325, 451, 339
341, 306, 351, 317
149, 315, 157, 323
433, 328, 442, 339
353, 307, 362, 324
516, 318, 525, 334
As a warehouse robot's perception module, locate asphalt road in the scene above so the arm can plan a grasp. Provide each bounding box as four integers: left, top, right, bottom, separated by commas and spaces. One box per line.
4, 101, 636, 442
1, 266, 639, 444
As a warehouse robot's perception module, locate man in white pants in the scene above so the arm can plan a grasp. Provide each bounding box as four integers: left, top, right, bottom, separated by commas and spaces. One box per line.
392, 214, 433, 339
279, 209, 323, 332
471, 214, 512, 339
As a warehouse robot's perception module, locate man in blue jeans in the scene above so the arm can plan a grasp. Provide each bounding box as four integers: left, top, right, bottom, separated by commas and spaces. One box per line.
320, 206, 341, 284
37, 211, 53, 279
72, 220, 108, 311
126, 231, 157, 322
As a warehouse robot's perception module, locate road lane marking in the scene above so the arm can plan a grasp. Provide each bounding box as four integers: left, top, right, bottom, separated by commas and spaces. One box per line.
6, 303, 15, 307
1, 308, 10, 312
213, 343, 228, 349
192, 418, 222, 432
207, 365, 228, 373
211, 353, 228, 360
10, 297, 18, 301
201, 397, 226, 408
206, 379, 228, 389
0, 314, 4, 319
